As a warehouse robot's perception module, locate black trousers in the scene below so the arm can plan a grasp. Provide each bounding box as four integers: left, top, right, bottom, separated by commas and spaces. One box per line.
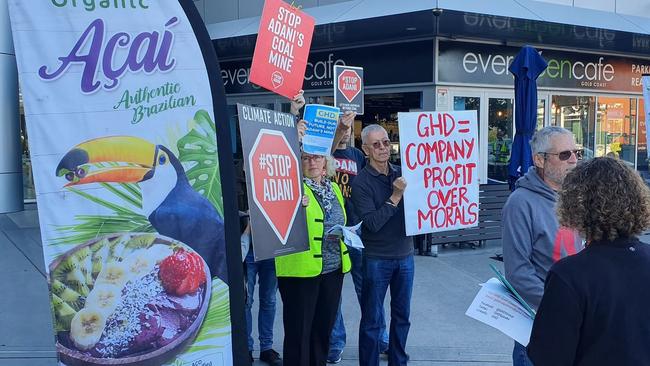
278, 270, 344, 366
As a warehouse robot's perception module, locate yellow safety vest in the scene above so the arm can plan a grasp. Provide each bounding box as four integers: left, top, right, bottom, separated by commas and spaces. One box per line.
275, 181, 352, 278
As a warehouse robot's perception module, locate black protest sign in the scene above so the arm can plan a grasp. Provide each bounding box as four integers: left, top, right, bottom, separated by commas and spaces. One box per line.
237, 104, 309, 261
334, 65, 364, 114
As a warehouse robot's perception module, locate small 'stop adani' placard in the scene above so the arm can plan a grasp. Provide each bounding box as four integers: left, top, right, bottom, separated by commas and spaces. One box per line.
398, 110, 480, 235
334, 65, 364, 115
249, 0, 315, 99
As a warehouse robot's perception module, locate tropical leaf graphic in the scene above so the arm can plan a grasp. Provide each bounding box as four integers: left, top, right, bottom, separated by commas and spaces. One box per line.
52, 183, 152, 248
177, 110, 224, 216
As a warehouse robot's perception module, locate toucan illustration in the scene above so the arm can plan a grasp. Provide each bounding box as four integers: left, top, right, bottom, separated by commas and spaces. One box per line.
56, 136, 228, 283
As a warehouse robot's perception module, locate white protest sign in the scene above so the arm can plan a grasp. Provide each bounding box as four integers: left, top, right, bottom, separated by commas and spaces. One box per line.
398, 111, 479, 235
465, 278, 534, 346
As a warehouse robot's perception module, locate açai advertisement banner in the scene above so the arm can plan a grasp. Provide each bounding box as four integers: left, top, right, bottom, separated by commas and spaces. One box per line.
398, 111, 479, 236
7, 1, 240, 365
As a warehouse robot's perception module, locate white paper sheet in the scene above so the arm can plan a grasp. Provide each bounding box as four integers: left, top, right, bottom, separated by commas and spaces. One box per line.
325, 222, 364, 249
465, 278, 534, 346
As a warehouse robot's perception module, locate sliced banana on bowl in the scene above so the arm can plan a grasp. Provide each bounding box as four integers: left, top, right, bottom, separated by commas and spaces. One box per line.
95, 262, 129, 287
85, 284, 121, 317
70, 308, 107, 351
123, 244, 173, 280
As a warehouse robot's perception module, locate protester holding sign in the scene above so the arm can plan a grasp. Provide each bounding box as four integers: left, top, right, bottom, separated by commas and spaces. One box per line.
351, 125, 413, 366
327, 115, 390, 363
502, 126, 583, 366
528, 157, 650, 365
241, 92, 305, 365
275, 148, 351, 366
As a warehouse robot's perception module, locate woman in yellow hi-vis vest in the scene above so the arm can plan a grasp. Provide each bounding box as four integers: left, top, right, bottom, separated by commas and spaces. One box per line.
275, 151, 352, 366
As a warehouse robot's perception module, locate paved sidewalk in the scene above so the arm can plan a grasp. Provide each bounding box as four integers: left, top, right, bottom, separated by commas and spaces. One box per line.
1, 205, 517, 365
249, 244, 513, 366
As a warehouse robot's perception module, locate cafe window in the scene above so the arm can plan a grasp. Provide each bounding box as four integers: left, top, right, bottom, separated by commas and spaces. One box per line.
537, 99, 545, 130
487, 98, 514, 183
638, 99, 649, 180
551, 96, 596, 159
596, 97, 637, 166
19, 93, 36, 202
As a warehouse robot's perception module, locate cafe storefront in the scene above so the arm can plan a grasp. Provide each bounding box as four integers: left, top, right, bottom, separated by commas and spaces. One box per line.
436, 39, 650, 183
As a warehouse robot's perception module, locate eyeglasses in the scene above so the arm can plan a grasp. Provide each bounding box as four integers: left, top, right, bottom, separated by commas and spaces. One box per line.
542, 149, 584, 161
301, 155, 325, 162
366, 139, 391, 150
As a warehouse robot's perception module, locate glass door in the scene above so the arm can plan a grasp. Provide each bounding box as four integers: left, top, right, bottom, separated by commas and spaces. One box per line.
448, 90, 486, 184
551, 95, 596, 159
487, 96, 514, 184
595, 97, 637, 167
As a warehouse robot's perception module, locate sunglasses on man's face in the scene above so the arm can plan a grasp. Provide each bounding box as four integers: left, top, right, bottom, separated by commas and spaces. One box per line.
367, 139, 391, 150
543, 149, 584, 161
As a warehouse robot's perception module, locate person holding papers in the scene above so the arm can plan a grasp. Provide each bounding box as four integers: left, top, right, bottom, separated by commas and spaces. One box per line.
275, 150, 351, 366
502, 126, 583, 366
528, 157, 650, 365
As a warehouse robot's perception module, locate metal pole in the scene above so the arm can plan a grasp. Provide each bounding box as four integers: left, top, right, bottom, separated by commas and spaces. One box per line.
0, 0, 23, 213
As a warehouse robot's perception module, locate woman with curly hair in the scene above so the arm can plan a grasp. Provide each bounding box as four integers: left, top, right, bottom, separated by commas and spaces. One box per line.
527, 157, 650, 366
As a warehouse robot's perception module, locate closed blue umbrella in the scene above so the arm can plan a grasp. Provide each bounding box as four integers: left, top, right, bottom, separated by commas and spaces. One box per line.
508, 46, 548, 190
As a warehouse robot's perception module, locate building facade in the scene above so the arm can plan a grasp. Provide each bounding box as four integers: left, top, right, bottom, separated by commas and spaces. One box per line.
209, 0, 650, 185
4, 0, 650, 209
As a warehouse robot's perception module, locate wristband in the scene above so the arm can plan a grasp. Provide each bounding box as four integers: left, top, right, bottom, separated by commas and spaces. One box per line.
386, 200, 397, 208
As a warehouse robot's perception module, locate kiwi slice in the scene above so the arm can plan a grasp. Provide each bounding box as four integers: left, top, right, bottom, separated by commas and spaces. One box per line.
90, 239, 110, 279
52, 257, 87, 289
124, 234, 156, 252
73, 246, 94, 288
52, 293, 76, 332
107, 235, 129, 263
51, 279, 84, 311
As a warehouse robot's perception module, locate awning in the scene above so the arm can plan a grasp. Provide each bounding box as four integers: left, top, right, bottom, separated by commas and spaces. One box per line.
207, 0, 650, 40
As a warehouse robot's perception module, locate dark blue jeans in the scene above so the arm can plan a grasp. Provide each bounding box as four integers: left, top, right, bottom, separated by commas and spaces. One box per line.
245, 249, 277, 352
330, 248, 389, 354
513, 341, 534, 366
359, 255, 414, 366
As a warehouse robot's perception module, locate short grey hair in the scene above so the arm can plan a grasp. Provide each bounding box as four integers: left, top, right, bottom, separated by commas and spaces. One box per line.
361, 124, 388, 145
530, 126, 575, 155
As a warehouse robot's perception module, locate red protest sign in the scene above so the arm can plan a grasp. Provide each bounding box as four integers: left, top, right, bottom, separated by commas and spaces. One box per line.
398, 111, 480, 235
249, 0, 315, 99
249, 130, 302, 244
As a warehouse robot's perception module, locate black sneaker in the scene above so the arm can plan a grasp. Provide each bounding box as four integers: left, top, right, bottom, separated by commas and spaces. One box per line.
259, 349, 283, 366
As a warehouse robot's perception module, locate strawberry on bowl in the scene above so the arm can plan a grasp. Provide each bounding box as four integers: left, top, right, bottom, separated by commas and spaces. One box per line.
159, 248, 207, 296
